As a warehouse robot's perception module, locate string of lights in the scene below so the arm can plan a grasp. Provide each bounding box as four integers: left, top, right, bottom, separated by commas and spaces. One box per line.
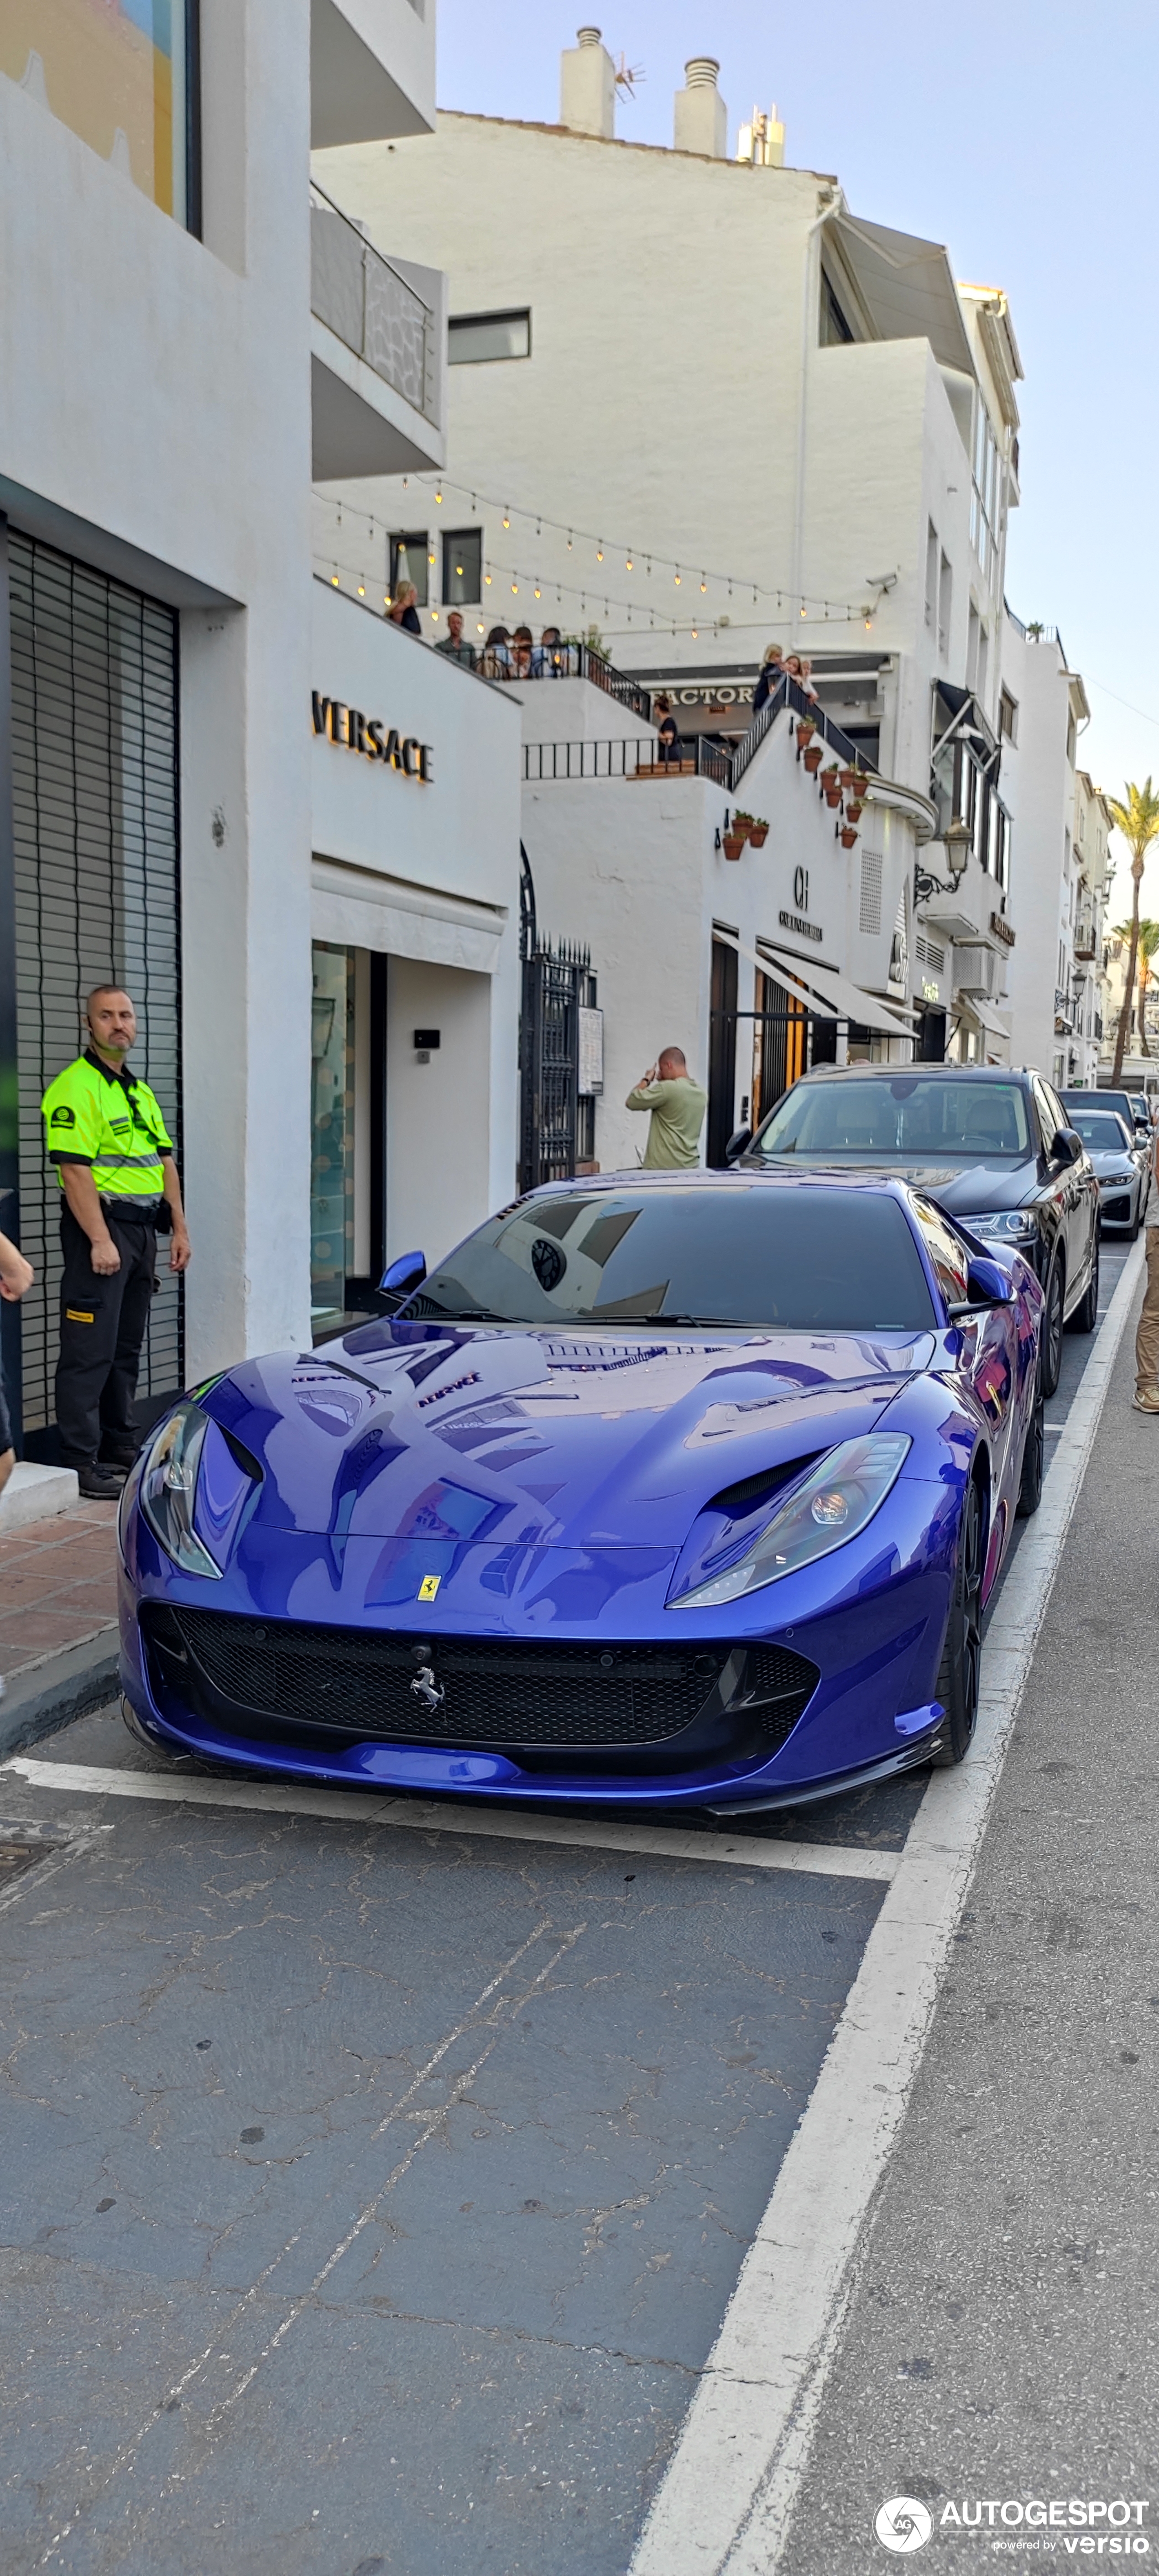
313, 476, 876, 629
317, 538, 870, 639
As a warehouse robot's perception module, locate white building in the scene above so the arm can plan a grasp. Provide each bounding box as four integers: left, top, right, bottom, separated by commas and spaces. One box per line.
313, 30, 1025, 1068
0, 0, 521, 1454
999, 615, 1102, 1087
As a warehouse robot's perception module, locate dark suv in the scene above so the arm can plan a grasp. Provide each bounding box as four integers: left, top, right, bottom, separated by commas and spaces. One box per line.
732, 1063, 1099, 1395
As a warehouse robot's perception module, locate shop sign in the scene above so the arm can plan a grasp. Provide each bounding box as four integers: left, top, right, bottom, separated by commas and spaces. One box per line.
312, 693, 433, 781
779, 910, 822, 943
578, 1006, 604, 1097
990, 911, 1015, 949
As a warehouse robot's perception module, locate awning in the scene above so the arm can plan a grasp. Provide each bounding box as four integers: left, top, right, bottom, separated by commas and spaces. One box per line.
758, 944, 914, 1041
956, 996, 1010, 1041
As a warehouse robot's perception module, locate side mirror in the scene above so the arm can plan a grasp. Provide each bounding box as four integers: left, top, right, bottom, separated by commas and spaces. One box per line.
1052, 1126, 1083, 1167
379, 1249, 426, 1310
947, 1256, 1016, 1318
725, 1125, 753, 1162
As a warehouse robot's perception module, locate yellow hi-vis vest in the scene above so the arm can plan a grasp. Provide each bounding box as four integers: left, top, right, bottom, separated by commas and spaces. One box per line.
42, 1052, 173, 1202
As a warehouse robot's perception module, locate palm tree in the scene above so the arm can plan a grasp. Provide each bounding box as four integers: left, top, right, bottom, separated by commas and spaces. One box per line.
1111, 916, 1159, 1055
1109, 781, 1159, 1080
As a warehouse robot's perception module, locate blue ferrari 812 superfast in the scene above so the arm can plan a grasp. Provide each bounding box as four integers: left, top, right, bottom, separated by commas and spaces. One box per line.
119, 1172, 1044, 1814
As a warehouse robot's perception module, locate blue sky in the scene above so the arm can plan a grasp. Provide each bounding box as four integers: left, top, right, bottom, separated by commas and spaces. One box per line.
437, 0, 1157, 888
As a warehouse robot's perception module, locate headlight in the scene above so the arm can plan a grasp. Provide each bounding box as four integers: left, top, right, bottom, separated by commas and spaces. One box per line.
669, 1434, 911, 1610
960, 1209, 1038, 1243
139, 1403, 222, 1580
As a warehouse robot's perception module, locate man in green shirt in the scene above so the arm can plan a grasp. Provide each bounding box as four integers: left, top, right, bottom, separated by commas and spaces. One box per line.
42, 985, 191, 1497
625, 1048, 708, 1168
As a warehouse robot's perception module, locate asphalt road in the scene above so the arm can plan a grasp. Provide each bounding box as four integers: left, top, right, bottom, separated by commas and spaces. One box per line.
0, 1236, 1137, 2576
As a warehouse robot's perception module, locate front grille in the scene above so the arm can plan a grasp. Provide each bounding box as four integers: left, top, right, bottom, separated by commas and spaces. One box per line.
1102, 1194, 1132, 1222
152, 1607, 818, 1751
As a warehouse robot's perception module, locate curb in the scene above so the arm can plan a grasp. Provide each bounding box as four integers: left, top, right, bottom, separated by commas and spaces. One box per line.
0, 1632, 120, 1761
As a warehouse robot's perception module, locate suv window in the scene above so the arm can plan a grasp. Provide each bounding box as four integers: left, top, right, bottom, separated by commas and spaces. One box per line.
753, 1075, 1031, 1160
1031, 1077, 1063, 1155
912, 1196, 971, 1307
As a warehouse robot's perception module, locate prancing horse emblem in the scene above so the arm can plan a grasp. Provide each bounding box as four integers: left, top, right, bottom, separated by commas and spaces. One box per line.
410, 1663, 445, 1712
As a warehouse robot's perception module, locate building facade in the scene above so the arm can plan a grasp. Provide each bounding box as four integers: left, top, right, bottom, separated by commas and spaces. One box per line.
0, 0, 520, 1454
999, 615, 1104, 1088
313, 31, 1027, 1071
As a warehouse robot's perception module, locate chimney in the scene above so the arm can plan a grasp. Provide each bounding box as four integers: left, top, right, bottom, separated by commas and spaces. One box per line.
673, 57, 727, 159
560, 27, 616, 140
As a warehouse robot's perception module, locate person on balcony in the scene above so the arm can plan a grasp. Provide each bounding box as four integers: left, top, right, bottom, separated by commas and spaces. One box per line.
481, 625, 513, 676
434, 609, 476, 668
625, 1048, 707, 1168
511, 625, 535, 679
388, 581, 422, 636
752, 644, 785, 717
654, 695, 683, 767
532, 625, 566, 675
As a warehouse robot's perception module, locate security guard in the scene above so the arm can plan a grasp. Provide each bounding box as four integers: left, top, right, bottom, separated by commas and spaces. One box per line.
42, 985, 191, 1497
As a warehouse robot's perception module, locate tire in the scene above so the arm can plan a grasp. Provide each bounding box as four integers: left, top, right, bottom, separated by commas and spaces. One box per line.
1040, 1255, 1065, 1397
1069, 1234, 1099, 1334
932, 1473, 984, 1766
1015, 1380, 1044, 1518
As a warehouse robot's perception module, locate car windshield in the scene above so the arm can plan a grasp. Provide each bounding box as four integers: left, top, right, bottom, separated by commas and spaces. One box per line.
402, 1185, 937, 1332
1070, 1112, 1132, 1152
753, 1075, 1031, 1161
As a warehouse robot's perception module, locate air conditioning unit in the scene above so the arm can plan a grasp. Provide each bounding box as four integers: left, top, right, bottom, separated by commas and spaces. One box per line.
952, 943, 1003, 1000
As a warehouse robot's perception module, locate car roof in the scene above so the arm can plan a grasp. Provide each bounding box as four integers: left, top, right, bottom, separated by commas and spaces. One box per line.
793, 1062, 1034, 1083
523, 1168, 923, 1202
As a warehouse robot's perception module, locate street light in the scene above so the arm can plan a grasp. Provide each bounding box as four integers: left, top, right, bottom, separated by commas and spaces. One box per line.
914, 815, 973, 905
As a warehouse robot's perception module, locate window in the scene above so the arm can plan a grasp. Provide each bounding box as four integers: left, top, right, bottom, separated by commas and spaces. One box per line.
399, 1185, 937, 1333
938, 552, 952, 657
970, 403, 1004, 587
992, 802, 1009, 893
448, 309, 531, 365
388, 532, 429, 608
441, 529, 482, 605
912, 1198, 971, 1307
925, 522, 939, 631
754, 1075, 1031, 1161
1066, 713, 1077, 765
976, 623, 989, 702
2, 0, 198, 226
999, 687, 1018, 743
819, 270, 855, 346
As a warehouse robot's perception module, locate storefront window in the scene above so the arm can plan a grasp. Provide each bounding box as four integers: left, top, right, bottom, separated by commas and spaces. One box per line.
2, 2, 193, 224
310, 945, 355, 1329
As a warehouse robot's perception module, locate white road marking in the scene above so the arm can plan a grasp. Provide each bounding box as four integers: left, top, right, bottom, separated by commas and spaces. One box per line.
630, 1233, 1145, 2576
2, 1757, 899, 1882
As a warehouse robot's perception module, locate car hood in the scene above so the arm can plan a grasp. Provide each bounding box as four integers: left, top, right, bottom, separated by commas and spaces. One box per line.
199, 1323, 935, 1546
753, 1152, 1039, 1215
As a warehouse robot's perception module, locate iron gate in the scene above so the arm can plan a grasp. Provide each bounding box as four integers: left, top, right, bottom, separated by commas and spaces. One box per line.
519, 847, 597, 1192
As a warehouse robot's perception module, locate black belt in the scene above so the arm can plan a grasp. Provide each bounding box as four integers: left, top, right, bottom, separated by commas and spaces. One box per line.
97, 1194, 163, 1221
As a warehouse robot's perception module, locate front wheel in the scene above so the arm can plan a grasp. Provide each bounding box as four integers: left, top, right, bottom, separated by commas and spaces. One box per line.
1070, 1235, 1099, 1334
932, 1474, 984, 1767
1040, 1255, 1065, 1397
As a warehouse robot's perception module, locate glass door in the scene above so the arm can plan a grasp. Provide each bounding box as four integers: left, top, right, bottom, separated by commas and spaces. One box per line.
310, 944, 354, 1330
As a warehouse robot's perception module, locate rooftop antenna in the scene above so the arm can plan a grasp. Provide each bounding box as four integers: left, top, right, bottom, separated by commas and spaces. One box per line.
614, 52, 645, 99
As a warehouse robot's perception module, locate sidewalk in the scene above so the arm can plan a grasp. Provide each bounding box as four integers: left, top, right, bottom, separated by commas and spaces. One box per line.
0, 1494, 119, 1748
780, 1274, 1158, 2566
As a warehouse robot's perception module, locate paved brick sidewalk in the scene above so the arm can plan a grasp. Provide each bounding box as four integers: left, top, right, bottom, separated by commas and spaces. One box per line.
0, 1499, 119, 1683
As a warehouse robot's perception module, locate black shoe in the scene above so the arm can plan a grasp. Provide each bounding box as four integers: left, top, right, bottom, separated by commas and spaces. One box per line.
99, 1445, 139, 1471
77, 1462, 125, 1500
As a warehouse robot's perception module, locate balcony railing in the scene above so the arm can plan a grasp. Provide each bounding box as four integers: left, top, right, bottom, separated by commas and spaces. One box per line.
310, 182, 439, 425
521, 674, 876, 799
484, 644, 653, 724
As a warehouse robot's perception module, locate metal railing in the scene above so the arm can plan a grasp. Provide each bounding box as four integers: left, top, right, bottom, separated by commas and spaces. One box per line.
310, 182, 439, 425
522, 678, 874, 794
479, 642, 652, 722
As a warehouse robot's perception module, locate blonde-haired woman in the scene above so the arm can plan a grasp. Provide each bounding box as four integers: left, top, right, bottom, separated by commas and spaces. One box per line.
752, 642, 785, 717
388, 581, 422, 636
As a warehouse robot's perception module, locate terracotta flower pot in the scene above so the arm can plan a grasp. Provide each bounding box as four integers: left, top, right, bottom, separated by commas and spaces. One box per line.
748, 825, 768, 847
839, 768, 858, 792
851, 770, 869, 795
796, 718, 817, 744
823, 788, 842, 808
803, 745, 823, 773
722, 832, 744, 861
840, 825, 859, 848
846, 799, 864, 822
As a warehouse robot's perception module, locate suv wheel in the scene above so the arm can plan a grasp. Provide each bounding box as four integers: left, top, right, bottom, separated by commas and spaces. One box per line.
1040, 1256, 1065, 1397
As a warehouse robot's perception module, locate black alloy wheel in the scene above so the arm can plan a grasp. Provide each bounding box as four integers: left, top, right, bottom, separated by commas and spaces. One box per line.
933, 1473, 984, 1767
1069, 1235, 1099, 1335
1040, 1256, 1065, 1397
1015, 1381, 1044, 1518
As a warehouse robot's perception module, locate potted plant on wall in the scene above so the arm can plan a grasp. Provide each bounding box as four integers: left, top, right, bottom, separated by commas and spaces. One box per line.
795, 716, 817, 748
748, 816, 769, 847
802, 741, 823, 774
732, 811, 754, 843
820, 764, 843, 807
840, 822, 859, 848
722, 827, 745, 860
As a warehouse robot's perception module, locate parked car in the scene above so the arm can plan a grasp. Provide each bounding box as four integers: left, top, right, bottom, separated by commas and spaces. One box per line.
731, 1063, 1099, 1397
1060, 1086, 1151, 1150
118, 1172, 1044, 1814
1063, 1106, 1146, 1236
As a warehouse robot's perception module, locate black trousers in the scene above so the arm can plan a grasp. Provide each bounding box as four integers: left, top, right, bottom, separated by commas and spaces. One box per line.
56, 1207, 157, 1469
